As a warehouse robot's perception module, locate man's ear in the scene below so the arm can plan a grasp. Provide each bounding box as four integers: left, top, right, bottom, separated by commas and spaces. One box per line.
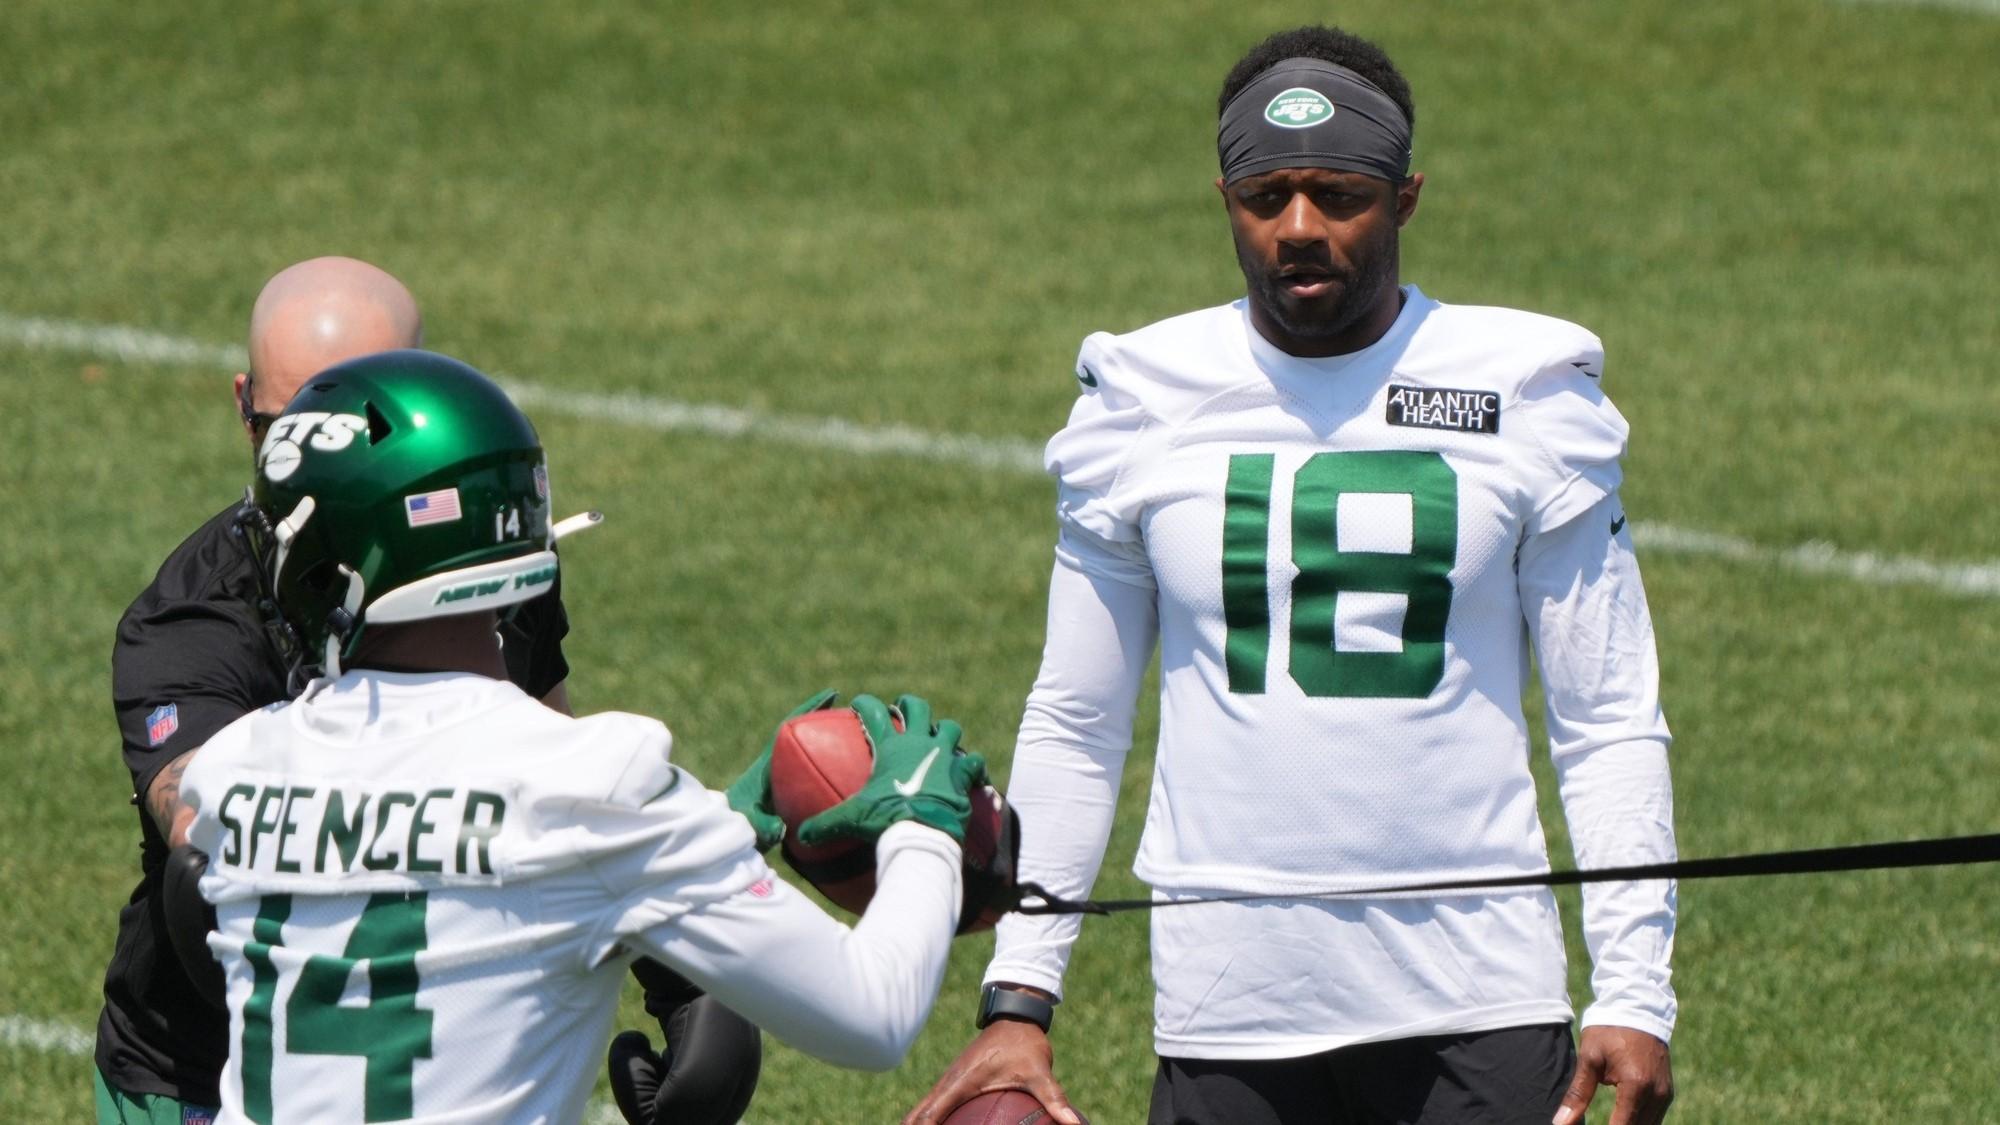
1396, 173, 1425, 227
233, 373, 253, 433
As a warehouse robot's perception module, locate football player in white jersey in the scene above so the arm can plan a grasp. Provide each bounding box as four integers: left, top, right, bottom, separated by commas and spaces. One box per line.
910, 25, 1675, 1125
178, 350, 991, 1123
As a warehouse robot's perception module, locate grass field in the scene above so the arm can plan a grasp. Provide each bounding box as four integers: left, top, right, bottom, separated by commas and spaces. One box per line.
4, 0, 1998, 1121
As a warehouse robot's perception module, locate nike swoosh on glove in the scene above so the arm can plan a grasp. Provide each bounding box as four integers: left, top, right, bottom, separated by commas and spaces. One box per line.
795, 693, 987, 847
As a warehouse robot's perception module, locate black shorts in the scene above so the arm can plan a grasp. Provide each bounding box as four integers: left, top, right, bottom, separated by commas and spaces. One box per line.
1148, 1022, 1577, 1125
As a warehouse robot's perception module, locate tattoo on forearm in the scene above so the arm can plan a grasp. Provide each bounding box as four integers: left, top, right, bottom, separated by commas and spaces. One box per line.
146, 751, 195, 839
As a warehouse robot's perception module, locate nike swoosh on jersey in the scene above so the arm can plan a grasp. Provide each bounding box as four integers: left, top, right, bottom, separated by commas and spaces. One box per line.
1076, 365, 1099, 388
1571, 360, 1600, 379
641, 769, 682, 804
893, 747, 943, 797
1610, 514, 1627, 535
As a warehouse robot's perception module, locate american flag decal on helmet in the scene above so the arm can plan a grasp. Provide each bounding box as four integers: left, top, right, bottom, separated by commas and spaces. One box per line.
405, 488, 463, 527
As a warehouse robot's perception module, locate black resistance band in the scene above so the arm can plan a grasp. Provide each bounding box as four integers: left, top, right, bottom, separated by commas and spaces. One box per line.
1010, 832, 2000, 917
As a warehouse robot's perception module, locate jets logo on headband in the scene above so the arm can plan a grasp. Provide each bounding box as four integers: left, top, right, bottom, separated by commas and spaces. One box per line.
1264, 88, 1335, 129
1219, 59, 1411, 182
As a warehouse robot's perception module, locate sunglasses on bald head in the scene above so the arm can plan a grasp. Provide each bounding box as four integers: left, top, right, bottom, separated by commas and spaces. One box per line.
238, 374, 283, 442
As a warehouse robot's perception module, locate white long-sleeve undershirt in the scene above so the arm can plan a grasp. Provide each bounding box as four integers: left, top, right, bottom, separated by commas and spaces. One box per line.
1522, 493, 1678, 1040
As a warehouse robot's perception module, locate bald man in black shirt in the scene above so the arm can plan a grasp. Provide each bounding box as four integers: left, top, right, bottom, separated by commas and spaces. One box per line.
93, 258, 572, 1119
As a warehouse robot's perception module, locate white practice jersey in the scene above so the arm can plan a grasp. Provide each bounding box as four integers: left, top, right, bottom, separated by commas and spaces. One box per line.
987, 288, 1677, 1057
183, 671, 963, 1123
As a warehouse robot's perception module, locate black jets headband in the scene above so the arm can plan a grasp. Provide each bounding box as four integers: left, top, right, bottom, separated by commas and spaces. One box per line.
1217, 57, 1413, 185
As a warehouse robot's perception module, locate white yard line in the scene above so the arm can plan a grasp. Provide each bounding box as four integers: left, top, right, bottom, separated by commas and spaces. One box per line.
500, 381, 1044, 474
1634, 524, 2000, 597
0, 1014, 94, 1056
2, 313, 242, 369
6, 310, 1998, 600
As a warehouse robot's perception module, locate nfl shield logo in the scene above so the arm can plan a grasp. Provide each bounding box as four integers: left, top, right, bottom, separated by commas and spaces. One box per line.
182, 1107, 218, 1125
146, 704, 179, 747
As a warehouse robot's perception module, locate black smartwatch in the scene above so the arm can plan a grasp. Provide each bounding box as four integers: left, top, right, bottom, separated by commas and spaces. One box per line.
976, 983, 1056, 1033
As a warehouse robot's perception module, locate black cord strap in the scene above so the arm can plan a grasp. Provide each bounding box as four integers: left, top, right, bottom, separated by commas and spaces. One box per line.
1010, 832, 2000, 917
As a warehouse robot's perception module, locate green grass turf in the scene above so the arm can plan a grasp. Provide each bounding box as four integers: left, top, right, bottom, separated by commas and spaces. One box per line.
4, 0, 1998, 1120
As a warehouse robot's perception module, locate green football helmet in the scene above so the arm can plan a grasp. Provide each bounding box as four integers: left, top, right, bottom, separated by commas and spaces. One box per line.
243, 350, 558, 677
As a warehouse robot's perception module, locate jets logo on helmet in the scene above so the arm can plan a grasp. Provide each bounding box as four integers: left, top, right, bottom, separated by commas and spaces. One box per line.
244, 350, 562, 678
257, 411, 368, 482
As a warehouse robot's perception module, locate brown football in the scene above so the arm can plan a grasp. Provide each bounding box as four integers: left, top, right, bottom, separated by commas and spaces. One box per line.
769, 707, 1019, 933
942, 1090, 1087, 1125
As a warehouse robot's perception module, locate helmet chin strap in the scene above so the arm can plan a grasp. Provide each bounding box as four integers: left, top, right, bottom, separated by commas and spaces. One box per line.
270, 495, 317, 582
323, 564, 366, 678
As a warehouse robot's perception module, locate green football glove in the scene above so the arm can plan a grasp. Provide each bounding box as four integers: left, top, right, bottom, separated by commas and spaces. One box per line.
725, 689, 839, 851
796, 693, 988, 846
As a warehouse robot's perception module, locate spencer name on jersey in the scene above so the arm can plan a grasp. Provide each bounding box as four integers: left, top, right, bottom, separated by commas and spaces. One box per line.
210, 779, 509, 878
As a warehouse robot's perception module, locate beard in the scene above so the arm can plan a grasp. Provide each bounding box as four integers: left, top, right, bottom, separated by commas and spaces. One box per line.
1240, 222, 1401, 346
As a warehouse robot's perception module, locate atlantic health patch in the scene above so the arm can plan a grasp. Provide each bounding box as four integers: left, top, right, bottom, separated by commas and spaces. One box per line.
1384, 385, 1501, 435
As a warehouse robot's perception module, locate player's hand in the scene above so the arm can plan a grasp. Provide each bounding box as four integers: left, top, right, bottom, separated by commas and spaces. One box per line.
904, 1018, 1081, 1125
724, 689, 839, 850
1554, 1026, 1673, 1125
797, 694, 986, 846
607, 959, 763, 1125
161, 843, 224, 1010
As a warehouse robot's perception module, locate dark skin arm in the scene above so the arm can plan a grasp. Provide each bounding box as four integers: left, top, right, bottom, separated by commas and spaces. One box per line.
903, 987, 1080, 1125
144, 749, 199, 849
1557, 1026, 1674, 1125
